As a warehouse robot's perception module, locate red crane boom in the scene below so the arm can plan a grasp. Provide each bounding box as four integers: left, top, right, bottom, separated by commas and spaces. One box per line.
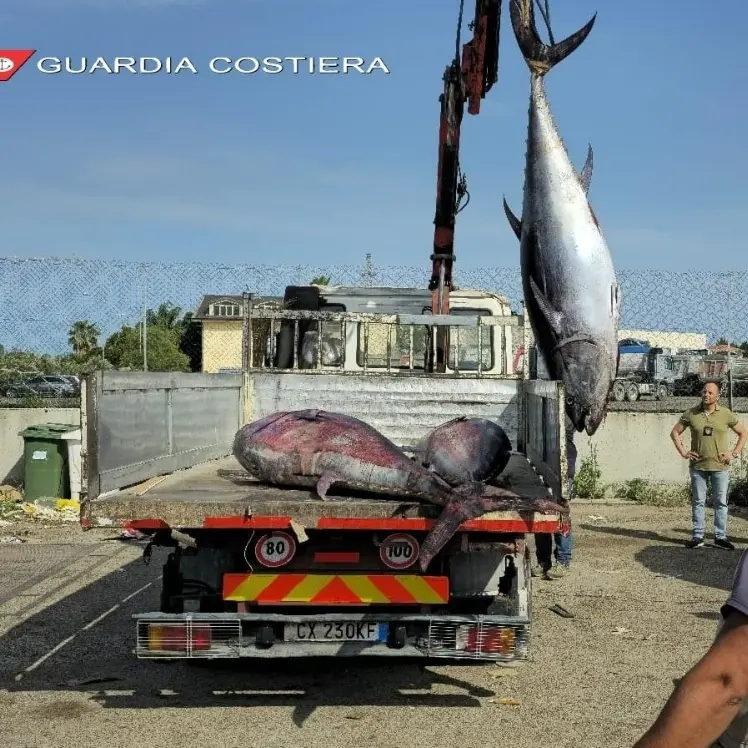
429, 0, 501, 370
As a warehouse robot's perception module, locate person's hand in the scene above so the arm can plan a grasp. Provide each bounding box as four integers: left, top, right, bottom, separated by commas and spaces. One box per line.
719, 452, 734, 464
685, 451, 700, 461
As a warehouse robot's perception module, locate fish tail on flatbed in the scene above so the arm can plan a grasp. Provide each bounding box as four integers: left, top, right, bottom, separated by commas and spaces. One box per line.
509, 0, 596, 77
418, 487, 564, 572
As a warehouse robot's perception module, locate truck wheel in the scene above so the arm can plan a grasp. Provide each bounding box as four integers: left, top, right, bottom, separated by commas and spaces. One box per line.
655, 383, 668, 400
625, 383, 639, 402
611, 381, 626, 402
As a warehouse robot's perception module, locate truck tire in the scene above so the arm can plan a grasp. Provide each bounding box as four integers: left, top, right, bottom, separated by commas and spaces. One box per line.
611, 380, 626, 402
655, 383, 668, 400
625, 382, 639, 402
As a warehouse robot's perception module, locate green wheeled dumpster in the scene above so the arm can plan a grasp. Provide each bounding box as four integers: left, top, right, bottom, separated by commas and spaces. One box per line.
19, 422, 77, 502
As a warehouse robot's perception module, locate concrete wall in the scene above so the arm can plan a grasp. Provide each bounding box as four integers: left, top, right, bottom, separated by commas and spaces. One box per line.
0, 408, 79, 485
0, 406, 742, 492
575, 410, 748, 485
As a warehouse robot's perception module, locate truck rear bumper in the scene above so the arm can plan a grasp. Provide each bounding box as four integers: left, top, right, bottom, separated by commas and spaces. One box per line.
133, 611, 530, 662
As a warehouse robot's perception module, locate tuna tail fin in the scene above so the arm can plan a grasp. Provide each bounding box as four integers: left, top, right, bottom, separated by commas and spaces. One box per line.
509, 0, 596, 77
418, 486, 529, 571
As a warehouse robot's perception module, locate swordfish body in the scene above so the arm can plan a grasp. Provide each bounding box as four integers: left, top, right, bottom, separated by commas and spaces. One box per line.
503, 0, 621, 436
233, 409, 564, 571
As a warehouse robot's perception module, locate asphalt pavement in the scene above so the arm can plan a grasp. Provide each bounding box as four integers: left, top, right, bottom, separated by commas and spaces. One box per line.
0, 508, 744, 748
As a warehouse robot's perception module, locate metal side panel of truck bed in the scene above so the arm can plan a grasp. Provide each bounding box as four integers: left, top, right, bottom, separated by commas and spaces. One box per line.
80, 369, 568, 528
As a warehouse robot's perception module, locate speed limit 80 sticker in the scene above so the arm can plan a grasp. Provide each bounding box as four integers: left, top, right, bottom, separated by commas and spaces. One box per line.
379, 533, 420, 569
255, 531, 296, 568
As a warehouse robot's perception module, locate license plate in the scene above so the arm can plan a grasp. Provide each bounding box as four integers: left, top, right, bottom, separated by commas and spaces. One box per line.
284, 621, 388, 642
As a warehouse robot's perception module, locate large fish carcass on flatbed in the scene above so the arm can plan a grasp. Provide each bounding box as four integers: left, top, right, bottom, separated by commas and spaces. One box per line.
79, 289, 570, 664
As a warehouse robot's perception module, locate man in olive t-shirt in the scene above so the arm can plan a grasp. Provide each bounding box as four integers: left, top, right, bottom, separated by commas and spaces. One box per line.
670, 381, 747, 550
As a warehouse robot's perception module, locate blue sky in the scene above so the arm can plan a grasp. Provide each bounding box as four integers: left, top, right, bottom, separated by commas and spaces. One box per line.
0, 0, 742, 274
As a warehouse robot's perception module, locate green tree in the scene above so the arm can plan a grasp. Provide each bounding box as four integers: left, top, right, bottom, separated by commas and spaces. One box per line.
68, 320, 101, 357
146, 302, 183, 330
310, 275, 331, 285
104, 325, 190, 372
178, 312, 202, 372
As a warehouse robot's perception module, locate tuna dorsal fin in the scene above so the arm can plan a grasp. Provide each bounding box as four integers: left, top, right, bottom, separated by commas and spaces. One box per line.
580, 144, 593, 194
529, 275, 565, 338
503, 198, 522, 241
296, 409, 323, 421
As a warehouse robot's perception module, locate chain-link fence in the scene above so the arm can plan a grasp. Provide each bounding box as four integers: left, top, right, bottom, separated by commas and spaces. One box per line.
1, 256, 747, 408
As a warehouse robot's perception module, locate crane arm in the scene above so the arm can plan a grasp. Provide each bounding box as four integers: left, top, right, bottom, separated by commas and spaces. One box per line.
429, 0, 502, 317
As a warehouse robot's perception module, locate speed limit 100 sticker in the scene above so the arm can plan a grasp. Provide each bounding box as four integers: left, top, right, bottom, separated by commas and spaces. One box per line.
379, 533, 420, 569
255, 531, 296, 568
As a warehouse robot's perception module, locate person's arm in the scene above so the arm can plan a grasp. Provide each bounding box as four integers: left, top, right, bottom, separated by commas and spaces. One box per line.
671, 417, 697, 460
731, 420, 748, 455
633, 550, 748, 748
631, 611, 748, 747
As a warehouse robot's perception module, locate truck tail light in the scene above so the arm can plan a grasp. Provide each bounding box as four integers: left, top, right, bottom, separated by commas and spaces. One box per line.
423, 621, 526, 660
147, 623, 212, 652
461, 624, 515, 655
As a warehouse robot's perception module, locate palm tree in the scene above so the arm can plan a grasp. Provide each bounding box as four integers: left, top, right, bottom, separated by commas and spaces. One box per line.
68, 320, 101, 358
310, 276, 331, 285
146, 302, 183, 329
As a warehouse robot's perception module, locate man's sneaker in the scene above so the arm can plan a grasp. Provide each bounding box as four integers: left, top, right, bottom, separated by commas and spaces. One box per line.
685, 536, 705, 549
715, 538, 736, 550
531, 563, 551, 579
545, 563, 570, 580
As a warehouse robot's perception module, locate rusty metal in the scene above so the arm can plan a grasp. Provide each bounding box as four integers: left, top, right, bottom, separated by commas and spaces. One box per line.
241, 291, 251, 371
242, 307, 522, 379
429, 0, 502, 371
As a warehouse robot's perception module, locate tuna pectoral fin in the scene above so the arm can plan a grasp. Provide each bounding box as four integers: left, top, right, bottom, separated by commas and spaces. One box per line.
529, 276, 565, 338
315, 471, 339, 500
509, 0, 596, 76
580, 144, 593, 194
503, 198, 522, 241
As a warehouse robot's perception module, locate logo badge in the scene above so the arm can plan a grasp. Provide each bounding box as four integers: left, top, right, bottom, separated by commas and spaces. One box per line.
0, 50, 36, 82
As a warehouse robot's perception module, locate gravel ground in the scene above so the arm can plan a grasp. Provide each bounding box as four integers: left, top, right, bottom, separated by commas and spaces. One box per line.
0, 506, 746, 748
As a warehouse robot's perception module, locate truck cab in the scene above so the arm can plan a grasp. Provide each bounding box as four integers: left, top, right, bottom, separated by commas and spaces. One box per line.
262, 284, 517, 377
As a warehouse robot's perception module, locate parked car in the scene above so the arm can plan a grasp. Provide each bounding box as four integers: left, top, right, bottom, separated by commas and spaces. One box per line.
4, 375, 77, 398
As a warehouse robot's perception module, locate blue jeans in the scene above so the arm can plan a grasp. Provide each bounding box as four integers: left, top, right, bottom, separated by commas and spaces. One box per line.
536, 425, 576, 567
689, 467, 730, 540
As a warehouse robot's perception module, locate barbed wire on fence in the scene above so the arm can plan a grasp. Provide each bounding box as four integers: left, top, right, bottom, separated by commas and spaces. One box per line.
0, 257, 747, 381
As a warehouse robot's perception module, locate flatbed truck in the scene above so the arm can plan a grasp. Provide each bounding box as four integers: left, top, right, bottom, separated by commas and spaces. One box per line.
79, 300, 568, 663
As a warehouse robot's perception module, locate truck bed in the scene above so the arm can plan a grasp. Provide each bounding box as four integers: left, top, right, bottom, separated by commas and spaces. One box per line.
82, 453, 561, 533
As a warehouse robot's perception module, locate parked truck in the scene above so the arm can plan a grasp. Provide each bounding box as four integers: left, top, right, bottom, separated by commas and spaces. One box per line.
610, 346, 680, 402
79, 289, 568, 664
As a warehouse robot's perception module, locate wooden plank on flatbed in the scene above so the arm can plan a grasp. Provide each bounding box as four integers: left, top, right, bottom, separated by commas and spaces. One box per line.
82, 453, 557, 529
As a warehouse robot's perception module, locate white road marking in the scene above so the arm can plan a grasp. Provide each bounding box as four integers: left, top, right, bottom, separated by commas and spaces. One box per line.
14, 578, 158, 682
